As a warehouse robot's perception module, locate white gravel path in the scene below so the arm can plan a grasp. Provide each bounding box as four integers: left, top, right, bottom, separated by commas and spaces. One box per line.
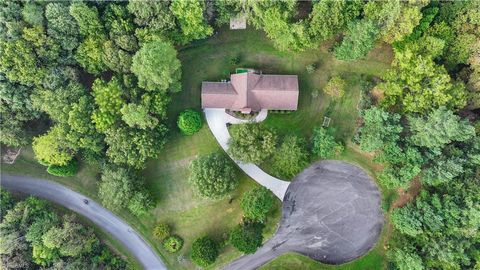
204, 109, 290, 200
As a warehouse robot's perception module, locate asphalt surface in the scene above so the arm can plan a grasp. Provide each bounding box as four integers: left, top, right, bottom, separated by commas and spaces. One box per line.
1, 174, 166, 270
224, 160, 384, 270
204, 108, 290, 199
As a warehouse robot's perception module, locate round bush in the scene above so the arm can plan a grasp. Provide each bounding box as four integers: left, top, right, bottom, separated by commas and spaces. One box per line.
241, 187, 275, 222
229, 222, 264, 254
46, 160, 78, 177
177, 109, 202, 135
153, 223, 171, 240
163, 235, 183, 253
190, 236, 219, 267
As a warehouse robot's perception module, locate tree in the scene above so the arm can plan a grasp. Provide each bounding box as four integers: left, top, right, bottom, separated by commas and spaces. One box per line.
334, 20, 379, 60
190, 236, 219, 267
127, 190, 154, 217
241, 187, 275, 222
153, 223, 171, 240
358, 107, 403, 152
0, 39, 44, 86
103, 3, 138, 52
229, 222, 264, 254
189, 152, 238, 199
121, 103, 158, 129
98, 166, 135, 211
0, 190, 13, 218
177, 109, 202, 135
75, 36, 107, 75
364, 0, 425, 44
131, 40, 181, 92
163, 235, 183, 253
69, 3, 104, 37
42, 215, 96, 257
272, 135, 309, 178
32, 125, 75, 166
379, 48, 467, 114
91, 77, 125, 132
22, 26, 61, 64
102, 40, 132, 73
228, 123, 277, 164
127, 1, 175, 31
323, 76, 346, 99
409, 107, 475, 150
66, 96, 105, 154
308, 0, 363, 42
388, 248, 425, 270
312, 127, 344, 158
45, 3, 79, 51
22, 3, 44, 27
104, 124, 168, 169
170, 0, 213, 45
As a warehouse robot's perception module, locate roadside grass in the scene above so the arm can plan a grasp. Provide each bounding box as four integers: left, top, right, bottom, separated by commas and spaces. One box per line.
3, 26, 394, 269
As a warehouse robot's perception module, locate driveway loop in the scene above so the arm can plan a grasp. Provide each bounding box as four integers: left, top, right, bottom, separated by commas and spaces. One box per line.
225, 161, 384, 270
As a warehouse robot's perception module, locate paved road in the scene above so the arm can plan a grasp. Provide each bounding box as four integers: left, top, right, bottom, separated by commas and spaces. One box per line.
224, 161, 384, 270
204, 108, 290, 199
1, 174, 166, 270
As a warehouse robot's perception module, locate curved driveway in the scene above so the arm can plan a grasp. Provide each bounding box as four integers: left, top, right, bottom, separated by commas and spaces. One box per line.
204, 108, 290, 200
1, 174, 166, 270
224, 161, 384, 270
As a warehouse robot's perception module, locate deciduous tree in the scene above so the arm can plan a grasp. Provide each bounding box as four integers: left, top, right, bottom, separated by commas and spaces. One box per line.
228, 124, 277, 164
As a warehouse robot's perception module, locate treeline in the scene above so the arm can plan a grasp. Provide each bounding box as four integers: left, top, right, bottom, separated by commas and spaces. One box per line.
0, 190, 128, 269
352, 2, 480, 270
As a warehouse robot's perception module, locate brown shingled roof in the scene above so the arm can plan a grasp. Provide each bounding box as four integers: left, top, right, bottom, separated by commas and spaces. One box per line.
201, 72, 299, 111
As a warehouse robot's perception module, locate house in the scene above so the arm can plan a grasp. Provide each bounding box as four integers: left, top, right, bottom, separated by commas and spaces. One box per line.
201, 69, 299, 113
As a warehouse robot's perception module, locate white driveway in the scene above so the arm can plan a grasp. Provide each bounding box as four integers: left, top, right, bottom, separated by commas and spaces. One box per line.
204, 109, 290, 200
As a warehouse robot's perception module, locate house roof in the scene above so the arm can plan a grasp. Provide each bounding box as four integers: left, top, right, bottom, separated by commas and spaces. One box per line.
201, 72, 299, 111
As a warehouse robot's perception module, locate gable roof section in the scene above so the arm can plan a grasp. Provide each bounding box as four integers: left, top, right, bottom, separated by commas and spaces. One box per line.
201, 73, 299, 111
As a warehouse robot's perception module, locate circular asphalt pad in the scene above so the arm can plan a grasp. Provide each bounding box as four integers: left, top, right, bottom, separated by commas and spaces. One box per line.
280, 160, 384, 264
225, 160, 384, 270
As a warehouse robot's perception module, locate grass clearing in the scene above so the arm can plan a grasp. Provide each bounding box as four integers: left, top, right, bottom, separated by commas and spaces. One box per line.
3, 26, 394, 269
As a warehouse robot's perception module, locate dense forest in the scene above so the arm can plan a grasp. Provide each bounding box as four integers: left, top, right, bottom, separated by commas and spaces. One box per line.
0, 190, 127, 269
1, 0, 479, 270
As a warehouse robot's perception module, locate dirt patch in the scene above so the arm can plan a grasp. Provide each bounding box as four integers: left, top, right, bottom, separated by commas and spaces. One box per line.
392, 177, 422, 209
2, 146, 21, 164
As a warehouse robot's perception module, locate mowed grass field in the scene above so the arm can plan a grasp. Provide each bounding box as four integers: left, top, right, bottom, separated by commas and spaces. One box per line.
3, 26, 394, 269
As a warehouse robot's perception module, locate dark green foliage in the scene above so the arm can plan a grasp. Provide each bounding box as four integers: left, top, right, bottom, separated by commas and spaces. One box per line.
127, 189, 154, 217
0, 190, 13, 217
228, 123, 278, 164
153, 223, 171, 240
229, 221, 264, 254
189, 152, 238, 199
312, 127, 344, 159
0, 195, 126, 268
190, 236, 219, 267
47, 160, 78, 177
240, 187, 275, 222
358, 107, 402, 152
177, 109, 202, 135
272, 135, 309, 178
163, 235, 183, 253
334, 20, 379, 60
45, 3, 79, 51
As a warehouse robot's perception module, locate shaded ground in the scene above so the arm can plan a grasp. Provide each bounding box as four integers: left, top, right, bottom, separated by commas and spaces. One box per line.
225, 161, 383, 270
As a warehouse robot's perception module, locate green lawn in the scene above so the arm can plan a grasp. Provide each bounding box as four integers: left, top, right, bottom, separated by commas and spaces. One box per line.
3, 26, 395, 269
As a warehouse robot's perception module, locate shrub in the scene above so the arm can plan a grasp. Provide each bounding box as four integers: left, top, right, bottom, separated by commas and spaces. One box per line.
272, 135, 309, 178
47, 160, 78, 177
241, 187, 275, 222
153, 223, 171, 240
127, 190, 154, 216
190, 236, 219, 267
323, 76, 346, 99
228, 123, 277, 164
189, 152, 238, 199
311, 127, 344, 158
177, 109, 202, 135
229, 222, 264, 254
306, 64, 316, 74
163, 235, 183, 253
